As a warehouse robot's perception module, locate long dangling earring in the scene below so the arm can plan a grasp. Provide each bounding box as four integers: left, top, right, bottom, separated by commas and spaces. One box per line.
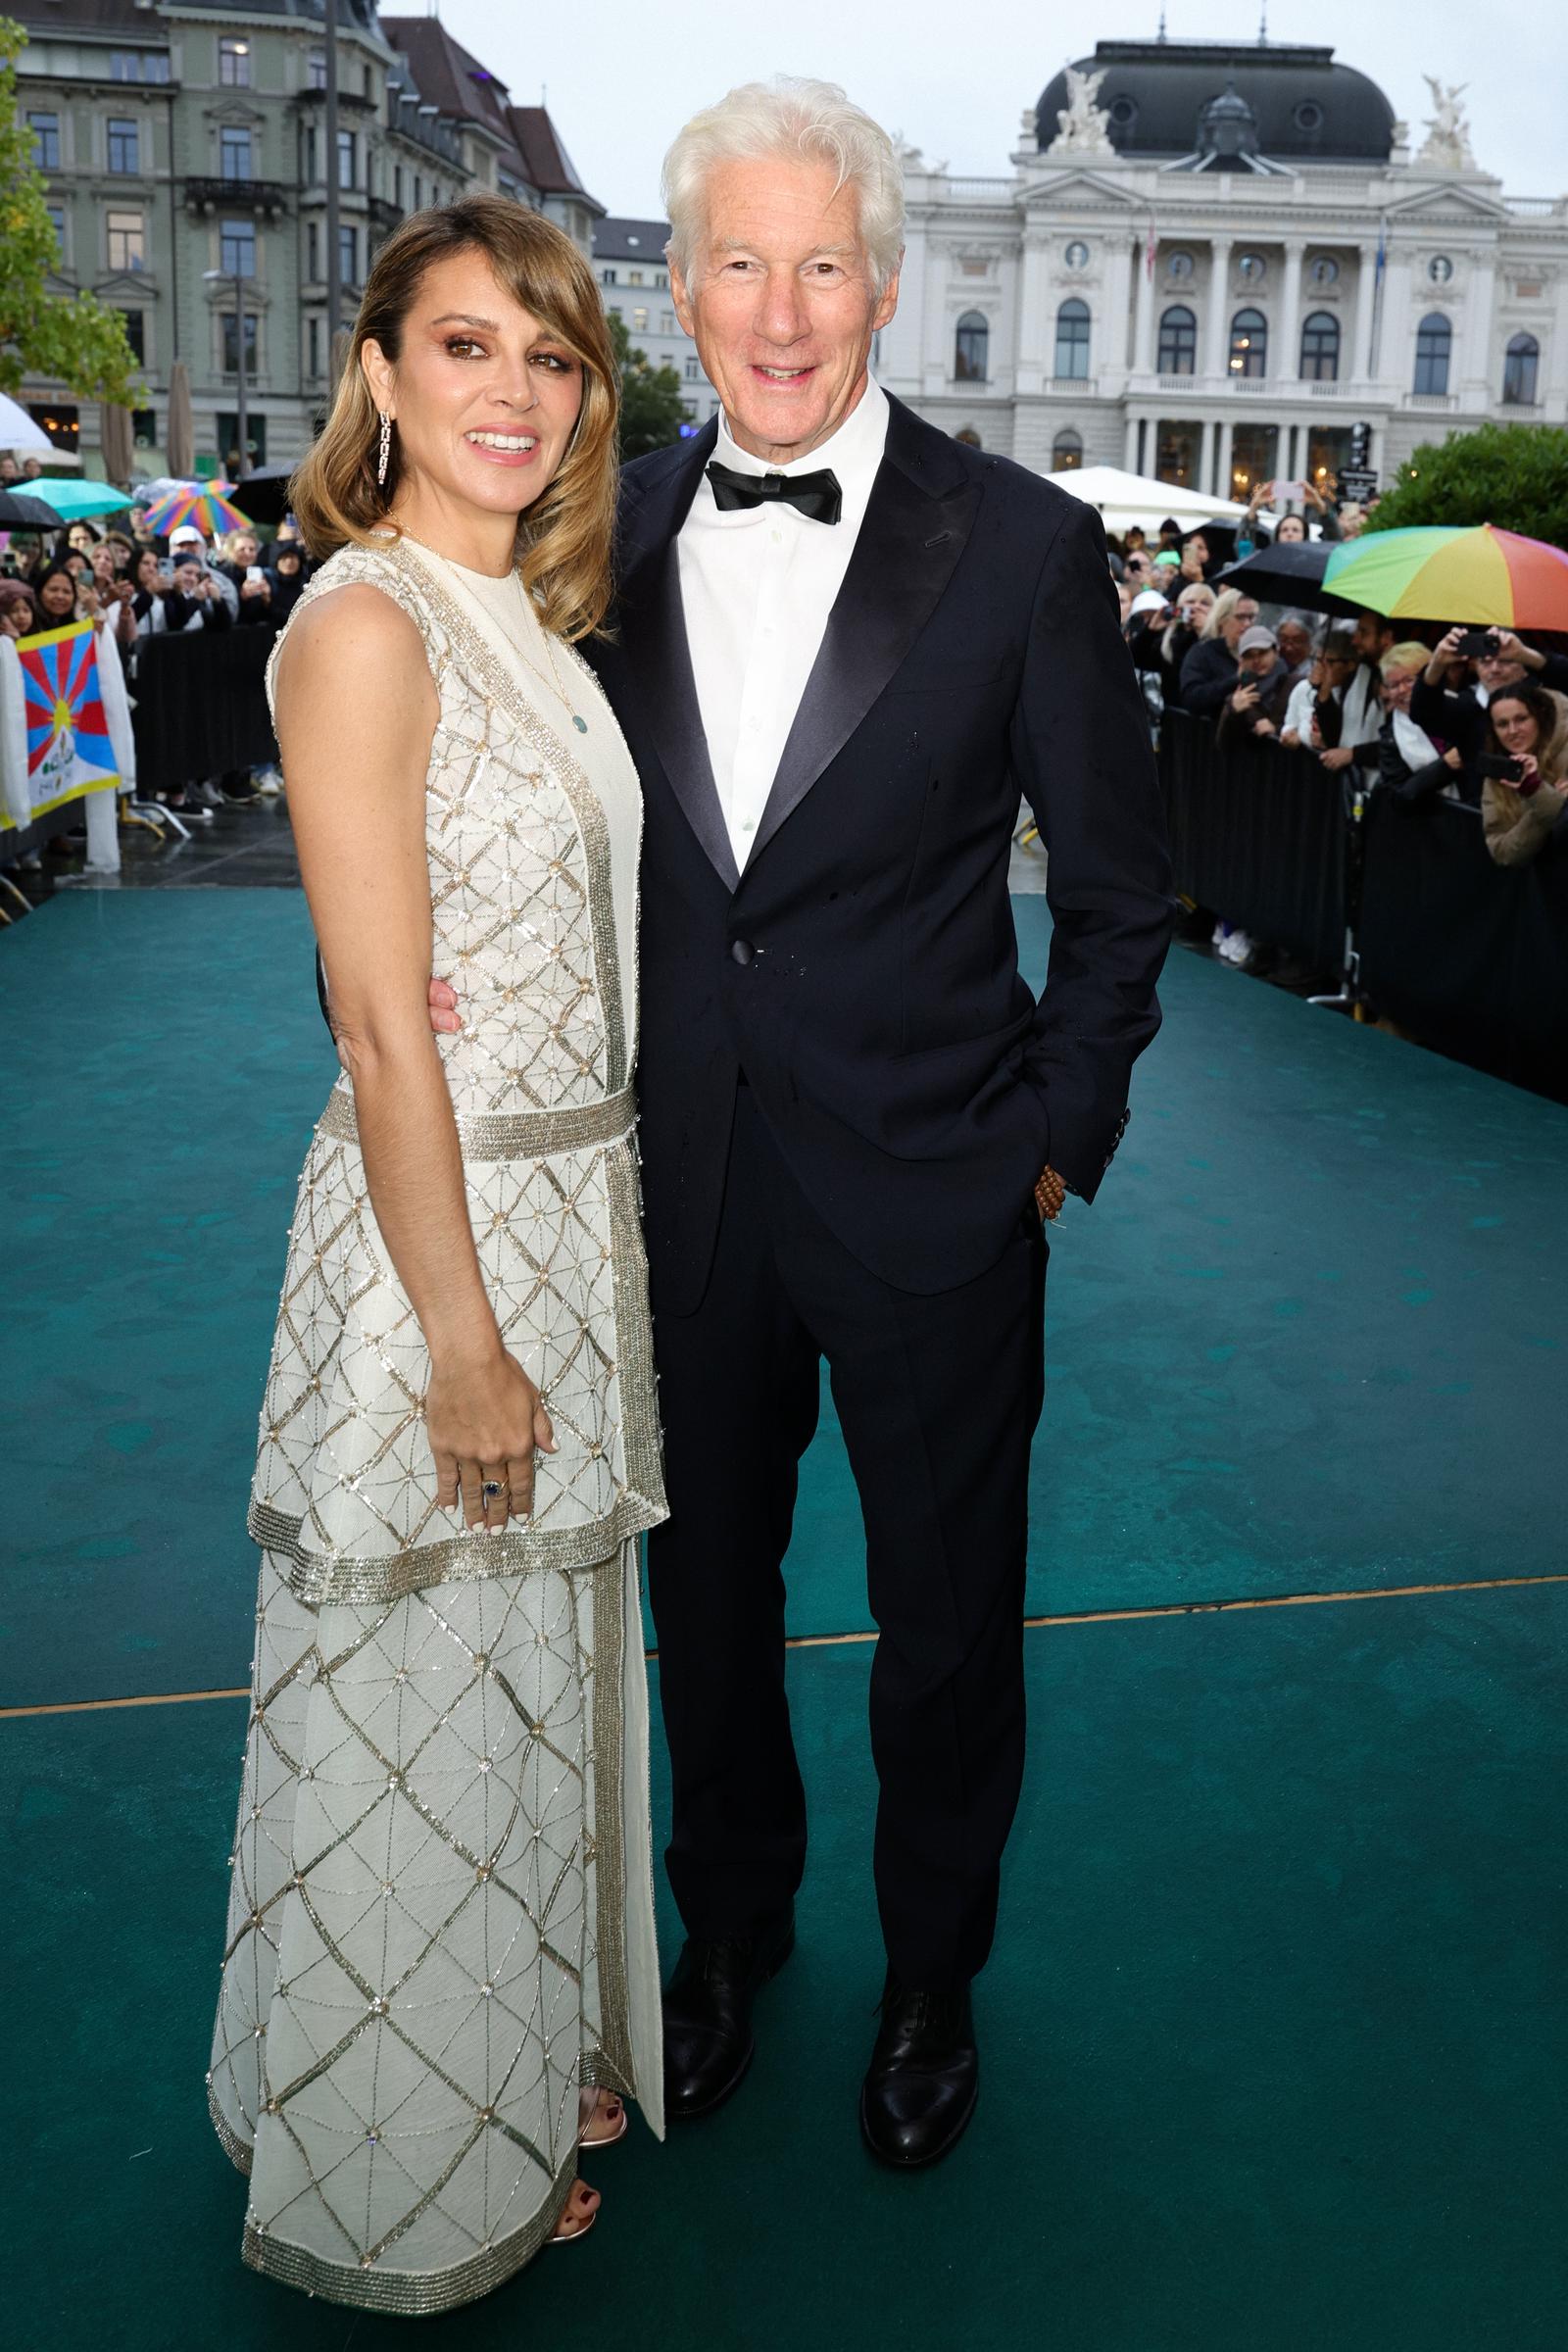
376, 411, 392, 488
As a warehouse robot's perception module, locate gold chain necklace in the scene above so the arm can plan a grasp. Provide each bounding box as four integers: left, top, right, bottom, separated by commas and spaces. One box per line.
507, 588, 590, 736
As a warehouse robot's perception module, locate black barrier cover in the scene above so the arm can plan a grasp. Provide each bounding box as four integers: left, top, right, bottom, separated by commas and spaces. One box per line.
128, 627, 278, 796
1158, 709, 1348, 971
1359, 793, 1568, 1101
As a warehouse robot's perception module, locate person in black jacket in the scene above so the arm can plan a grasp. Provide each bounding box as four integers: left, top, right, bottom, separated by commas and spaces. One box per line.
1178, 586, 1260, 718
1350, 642, 1474, 805
423, 77, 1173, 2173
161, 555, 233, 635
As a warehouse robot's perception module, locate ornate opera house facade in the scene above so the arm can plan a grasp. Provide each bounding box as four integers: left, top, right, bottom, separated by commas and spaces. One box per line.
876, 37, 1568, 498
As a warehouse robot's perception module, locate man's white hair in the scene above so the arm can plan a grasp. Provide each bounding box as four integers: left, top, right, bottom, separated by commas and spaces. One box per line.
662, 75, 905, 295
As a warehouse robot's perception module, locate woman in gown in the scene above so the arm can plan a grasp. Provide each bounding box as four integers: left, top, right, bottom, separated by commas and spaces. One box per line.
206, 194, 667, 2313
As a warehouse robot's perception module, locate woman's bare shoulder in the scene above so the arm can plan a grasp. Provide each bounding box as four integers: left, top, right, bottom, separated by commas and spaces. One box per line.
282, 577, 424, 665
274, 578, 435, 723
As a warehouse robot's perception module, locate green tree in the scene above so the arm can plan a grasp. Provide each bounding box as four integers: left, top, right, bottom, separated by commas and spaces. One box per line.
1366, 420, 1568, 548
0, 17, 141, 407
608, 308, 690, 461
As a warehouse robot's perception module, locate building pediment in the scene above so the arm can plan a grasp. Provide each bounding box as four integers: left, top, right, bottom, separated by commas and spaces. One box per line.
96, 269, 158, 301
1022, 169, 1142, 212
201, 101, 268, 129
1386, 181, 1507, 225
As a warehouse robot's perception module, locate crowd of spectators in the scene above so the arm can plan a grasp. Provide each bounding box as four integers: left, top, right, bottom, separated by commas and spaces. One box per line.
1103, 484, 1568, 969
0, 467, 313, 878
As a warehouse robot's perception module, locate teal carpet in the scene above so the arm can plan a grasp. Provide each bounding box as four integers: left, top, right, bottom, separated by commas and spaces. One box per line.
3, 890, 1567, 1705
5, 1586, 1565, 2351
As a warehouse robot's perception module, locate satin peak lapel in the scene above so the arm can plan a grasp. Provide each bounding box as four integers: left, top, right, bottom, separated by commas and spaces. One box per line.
617, 423, 739, 891
749, 415, 980, 865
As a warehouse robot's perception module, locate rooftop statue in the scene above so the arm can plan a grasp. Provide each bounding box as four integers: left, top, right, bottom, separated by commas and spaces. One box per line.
1416, 77, 1475, 171
1045, 64, 1116, 160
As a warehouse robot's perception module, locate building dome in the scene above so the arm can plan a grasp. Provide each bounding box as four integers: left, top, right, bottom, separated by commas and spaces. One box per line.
1037, 38, 1395, 167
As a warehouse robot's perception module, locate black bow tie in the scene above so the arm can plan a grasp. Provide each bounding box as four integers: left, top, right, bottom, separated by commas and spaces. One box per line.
706, 460, 842, 525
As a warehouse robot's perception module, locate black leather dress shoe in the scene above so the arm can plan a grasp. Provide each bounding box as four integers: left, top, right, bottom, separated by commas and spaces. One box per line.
662, 1907, 796, 2120
859, 1972, 978, 2168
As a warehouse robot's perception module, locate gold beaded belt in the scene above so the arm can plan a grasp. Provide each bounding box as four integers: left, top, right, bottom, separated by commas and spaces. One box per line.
316, 1081, 636, 1160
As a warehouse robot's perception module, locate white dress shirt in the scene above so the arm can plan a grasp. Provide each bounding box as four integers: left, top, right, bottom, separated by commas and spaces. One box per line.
676, 376, 890, 870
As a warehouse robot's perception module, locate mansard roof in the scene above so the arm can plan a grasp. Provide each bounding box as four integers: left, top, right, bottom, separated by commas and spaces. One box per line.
1037, 39, 1396, 168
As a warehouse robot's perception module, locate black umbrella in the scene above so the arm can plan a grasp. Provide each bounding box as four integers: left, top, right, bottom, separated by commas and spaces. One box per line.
0, 489, 65, 527
1214, 538, 1361, 617
227, 463, 295, 526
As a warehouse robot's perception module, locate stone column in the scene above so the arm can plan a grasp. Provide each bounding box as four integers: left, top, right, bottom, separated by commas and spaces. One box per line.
1343, 250, 1369, 390
1460, 251, 1498, 405
1014, 232, 1051, 397
1276, 237, 1305, 383
1199, 416, 1213, 487
1213, 416, 1234, 501
1124, 412, 1141, 469
1204, 236, 1235, 383
1102, 236, 1135, 386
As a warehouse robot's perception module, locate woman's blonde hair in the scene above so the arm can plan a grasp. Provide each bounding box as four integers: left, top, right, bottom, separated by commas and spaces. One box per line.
1160, 577, 1214, 662
1200, 587, 1247, 643
289, 195, 620, 641
1380, 641, 1430, 676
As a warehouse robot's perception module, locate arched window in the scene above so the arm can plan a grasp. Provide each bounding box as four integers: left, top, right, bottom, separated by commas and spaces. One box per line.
1051, 427, 1083, 472
1054, 298, 1091, 379
1299, 311, 1340, 382
955, 312, 988, 382
1502, 331, 1540, 407
1228, 307, 1267, 378
1414, 313, 1451, 396
1156, 304, 1197, 374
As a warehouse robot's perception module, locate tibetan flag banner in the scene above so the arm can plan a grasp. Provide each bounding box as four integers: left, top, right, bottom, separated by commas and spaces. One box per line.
0, 619, 120, 830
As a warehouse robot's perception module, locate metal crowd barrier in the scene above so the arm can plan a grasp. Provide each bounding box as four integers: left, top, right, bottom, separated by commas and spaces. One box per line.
1157, 710, 1568, 1102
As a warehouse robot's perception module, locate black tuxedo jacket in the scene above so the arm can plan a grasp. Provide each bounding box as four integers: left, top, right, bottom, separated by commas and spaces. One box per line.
585, 395, 1174, 1314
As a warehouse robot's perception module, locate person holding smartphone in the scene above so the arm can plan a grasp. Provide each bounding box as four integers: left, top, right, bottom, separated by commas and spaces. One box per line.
1479, 683, 1568, 866
216, 527, 273, 625
1414, 626, 1568, 770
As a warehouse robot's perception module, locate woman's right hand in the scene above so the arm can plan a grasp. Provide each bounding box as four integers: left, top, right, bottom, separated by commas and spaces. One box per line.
425, 1344, 558, 1530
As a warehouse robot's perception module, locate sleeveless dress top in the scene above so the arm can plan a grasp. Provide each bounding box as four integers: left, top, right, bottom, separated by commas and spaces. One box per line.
249, 531, 666, 1604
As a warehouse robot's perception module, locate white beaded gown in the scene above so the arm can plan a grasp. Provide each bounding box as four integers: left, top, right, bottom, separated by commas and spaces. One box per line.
207, 532, 667, 2315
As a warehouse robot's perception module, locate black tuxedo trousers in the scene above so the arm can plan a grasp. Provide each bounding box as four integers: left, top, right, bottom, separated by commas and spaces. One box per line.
649, 1083, 1047, 1989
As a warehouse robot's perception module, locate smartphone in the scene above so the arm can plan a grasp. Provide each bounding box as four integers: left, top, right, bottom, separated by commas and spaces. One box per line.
245, 564, 264, 583
1477, 752, 1525, 782
1458, 629, 1499, 658
1276, 479, 1308, 504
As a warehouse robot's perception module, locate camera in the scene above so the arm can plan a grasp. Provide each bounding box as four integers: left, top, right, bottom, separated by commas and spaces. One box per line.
1457, 629, 1500, 658
1477, 753, 1525, 782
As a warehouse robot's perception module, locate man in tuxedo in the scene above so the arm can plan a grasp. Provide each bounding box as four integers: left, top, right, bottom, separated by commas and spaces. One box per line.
436, 77, 1173, 2166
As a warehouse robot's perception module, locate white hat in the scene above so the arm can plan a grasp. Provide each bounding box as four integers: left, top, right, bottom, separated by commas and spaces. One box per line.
1130, 588, 1170, 615
168, 523, 204, 546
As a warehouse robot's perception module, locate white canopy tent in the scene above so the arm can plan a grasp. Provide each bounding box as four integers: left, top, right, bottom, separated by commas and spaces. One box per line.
0, 391, 56, 458
1045, 465, 1251, 536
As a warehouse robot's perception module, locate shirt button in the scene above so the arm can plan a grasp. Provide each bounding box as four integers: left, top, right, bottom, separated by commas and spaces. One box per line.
770, 529, 783, 546
730, 939, 756, 966
741, 818, 756, 833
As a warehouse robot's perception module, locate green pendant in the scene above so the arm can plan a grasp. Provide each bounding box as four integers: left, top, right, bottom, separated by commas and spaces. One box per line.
572, 714, 588, 733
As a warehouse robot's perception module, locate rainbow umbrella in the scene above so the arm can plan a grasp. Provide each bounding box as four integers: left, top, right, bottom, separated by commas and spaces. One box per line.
1322, 523, 1568, 630
139, 481, 254, 537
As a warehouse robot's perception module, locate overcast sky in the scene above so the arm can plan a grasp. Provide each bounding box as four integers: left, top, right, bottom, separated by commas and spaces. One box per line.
435, 0, 1567, 218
